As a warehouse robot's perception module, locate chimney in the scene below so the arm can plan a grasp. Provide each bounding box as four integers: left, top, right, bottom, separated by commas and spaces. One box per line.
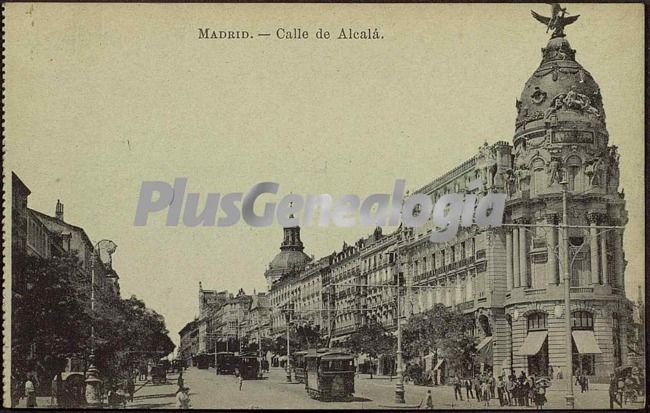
55, 200, 64, 221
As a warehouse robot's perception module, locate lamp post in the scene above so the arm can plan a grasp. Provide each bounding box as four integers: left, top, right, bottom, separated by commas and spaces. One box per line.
560, 181, 575, 408
85, 239, 116, 407
285, 302, 293, 382
394, 248, 405, 404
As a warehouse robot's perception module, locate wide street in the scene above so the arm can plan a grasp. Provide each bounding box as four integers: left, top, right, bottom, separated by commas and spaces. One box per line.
123, 367, 645, 410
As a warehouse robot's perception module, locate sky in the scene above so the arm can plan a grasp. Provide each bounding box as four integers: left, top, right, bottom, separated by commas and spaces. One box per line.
4, 3, 644, 350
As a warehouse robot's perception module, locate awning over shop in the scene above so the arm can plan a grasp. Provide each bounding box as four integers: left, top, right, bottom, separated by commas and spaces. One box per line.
433, 358, 445, 371
476, 336, 493, 364
572, 330, 602, 354
517, 331, 548, 356
476, 336, 492, 351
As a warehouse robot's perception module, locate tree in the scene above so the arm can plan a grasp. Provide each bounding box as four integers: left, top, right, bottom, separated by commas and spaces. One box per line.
94, 295, 175, 386
295, 323, 326, 350
11, 251, 93, 395
402, 304, 476, 376
244, 337, 274, 354
344, 319, 396, 379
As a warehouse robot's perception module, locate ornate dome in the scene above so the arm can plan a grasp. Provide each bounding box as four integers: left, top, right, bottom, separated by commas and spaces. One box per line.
514, 36, 606, 139
264, 223, 311, 288
268, 249, 311, 271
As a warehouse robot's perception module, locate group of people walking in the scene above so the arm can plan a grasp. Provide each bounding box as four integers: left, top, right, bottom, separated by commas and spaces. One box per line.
452, 370, 548, 409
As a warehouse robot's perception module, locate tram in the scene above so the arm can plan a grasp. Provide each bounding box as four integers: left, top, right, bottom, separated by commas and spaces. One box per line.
293, 350, 309, 384
304, 349, 355, 401
238, 353, 262, 379
193, 353, 211, 370
215, 352, 237, 375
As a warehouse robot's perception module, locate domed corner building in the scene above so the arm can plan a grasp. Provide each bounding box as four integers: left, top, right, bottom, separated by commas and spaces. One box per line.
400, 6, 633, 386
499, 11, 632, 383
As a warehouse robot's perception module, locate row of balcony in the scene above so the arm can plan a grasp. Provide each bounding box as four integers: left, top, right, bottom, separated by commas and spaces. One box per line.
412, 255, 479, 282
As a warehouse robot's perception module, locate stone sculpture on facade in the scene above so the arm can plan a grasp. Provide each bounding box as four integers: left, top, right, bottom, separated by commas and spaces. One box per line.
547, 157, 562, 186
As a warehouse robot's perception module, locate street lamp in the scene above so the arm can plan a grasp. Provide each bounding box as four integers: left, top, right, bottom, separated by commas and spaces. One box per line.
394, 248, 405, 404
285, 302, 294, 382
560, 181, 575, 408
85, 239, 116, 407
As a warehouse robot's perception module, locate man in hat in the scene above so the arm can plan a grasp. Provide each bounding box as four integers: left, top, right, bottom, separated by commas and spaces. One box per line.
176, 386, 191, 409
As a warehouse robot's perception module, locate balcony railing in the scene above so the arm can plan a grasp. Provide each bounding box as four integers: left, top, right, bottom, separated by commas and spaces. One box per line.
570, 287, 594, 294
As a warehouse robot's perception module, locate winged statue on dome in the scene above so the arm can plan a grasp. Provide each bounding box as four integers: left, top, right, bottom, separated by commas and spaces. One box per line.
531, 3, 580, 38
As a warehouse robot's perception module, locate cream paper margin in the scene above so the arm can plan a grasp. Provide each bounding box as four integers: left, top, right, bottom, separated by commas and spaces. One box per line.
2, 3, 645, 407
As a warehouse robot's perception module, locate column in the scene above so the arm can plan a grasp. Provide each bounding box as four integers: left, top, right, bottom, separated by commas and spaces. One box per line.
613, 230, 624, 288
546, 214, 558, 285
601, 230, 609, 285
513, 228, 520, 288
519, 219, 528, 288
506, 229, 513, 291
588, 213, 600, 285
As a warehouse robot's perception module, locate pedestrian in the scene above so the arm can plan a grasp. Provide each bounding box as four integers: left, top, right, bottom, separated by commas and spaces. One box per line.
506, 376, 515, 406
516, 377, 525, 406
176, 386, 191, 409
51, 376, 59, 407
578, 374, 586, 392
473, 375, 481, 402
496, 375, 506, 406
534, 380, 547, 410
425, 389, 434, 409
453, 375, 463, 401
481, 380, 490, 407
115, 385, 127, 409
522, 376, 531, 407
609, 373, 622, 409
465, 377, 474, 399
178, 370, 184, 389
126, 375, 135, 402
548, 365, 554, 380
489, 375, 496, 399
25, 375, 37, 408
238, 374, 243, 391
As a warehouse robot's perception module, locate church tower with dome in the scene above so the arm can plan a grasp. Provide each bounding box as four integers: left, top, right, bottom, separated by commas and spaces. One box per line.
264, 217, 312, 290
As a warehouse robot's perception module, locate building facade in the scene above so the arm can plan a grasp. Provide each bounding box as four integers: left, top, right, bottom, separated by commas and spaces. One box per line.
254, 17, 634, 383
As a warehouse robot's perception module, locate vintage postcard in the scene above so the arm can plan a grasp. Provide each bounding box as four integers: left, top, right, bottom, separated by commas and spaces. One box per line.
2, 2, 646, 410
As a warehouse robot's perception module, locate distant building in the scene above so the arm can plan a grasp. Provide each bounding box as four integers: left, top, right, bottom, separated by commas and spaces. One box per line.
178, 320, 199, 366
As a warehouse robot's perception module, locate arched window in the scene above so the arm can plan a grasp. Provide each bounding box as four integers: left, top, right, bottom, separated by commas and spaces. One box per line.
571, 311, 594, 330
527, 312, 548, 331
478, 314, 492, 336
566, 156, 582, 191
532, 158, 546, 196
571, 311, 595, 375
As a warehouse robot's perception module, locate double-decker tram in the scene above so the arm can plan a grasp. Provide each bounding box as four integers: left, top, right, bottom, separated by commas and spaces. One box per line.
293, 350, 308, 383
304, 349, 355, 401
238, 353, 262, 379
215, 352, 237, 375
